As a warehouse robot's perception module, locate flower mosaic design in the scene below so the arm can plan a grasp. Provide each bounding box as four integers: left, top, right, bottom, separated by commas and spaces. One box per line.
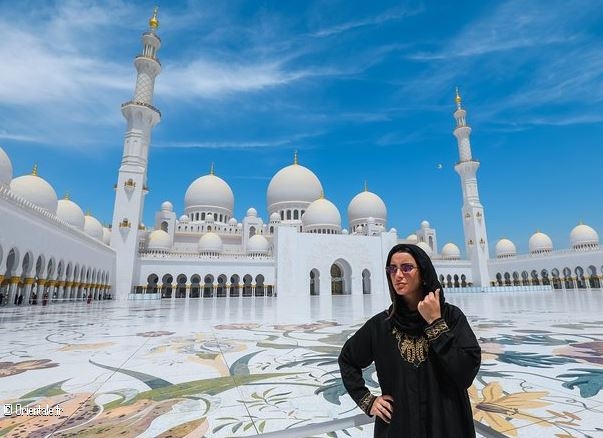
469, 382, 550, 436
555, 341, 603, 366
135, 330, 175, 337
0, 359, 59, 378
273, 320, 339, 332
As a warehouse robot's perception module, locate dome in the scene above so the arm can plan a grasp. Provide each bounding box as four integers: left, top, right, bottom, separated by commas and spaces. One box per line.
10, 168, 58, 214
56, 198, 85, 230
495, 238, 516, 258
161, 201, 173, 212
270, 212, 280, 222
198, 232, 223, 253
570, 223, 599, 249
247, 234, 270, 254
147, 229, 171, 251
421, 220, 430, 229
342, 229, 349, 235
302, 197, 341, 230
184, 174, 234, 212
528, 231, 553, 254
267, 163, 322, 210
416, 241, 433, 257
246, 207, 257, 217
347, 190, 387, 226
0, 146, 13, 187
179, 215, 189, 223
102, 227, 111, 245
84, 214, 104, 241
389, 227, 397, 234
228, 217, 238, 226
406, 233, 418, 243
441, 242, 461, 260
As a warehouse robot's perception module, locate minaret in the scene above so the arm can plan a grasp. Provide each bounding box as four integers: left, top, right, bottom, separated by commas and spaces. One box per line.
110, 8, 162, 300
453, 89, 490, 287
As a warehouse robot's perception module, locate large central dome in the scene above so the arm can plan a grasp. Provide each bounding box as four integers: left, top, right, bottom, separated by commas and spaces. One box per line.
184, 173, 234, 213
267, 162, 322, 211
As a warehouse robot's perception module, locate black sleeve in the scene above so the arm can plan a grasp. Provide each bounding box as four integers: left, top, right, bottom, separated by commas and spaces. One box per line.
424, 307, 481, 389
338, 319, 377, 416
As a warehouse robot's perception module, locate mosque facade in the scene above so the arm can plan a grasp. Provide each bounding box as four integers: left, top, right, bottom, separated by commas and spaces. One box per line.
0, 11, 601, 307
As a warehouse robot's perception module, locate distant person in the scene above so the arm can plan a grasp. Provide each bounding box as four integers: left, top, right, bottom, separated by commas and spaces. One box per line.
338, 243, 481, 437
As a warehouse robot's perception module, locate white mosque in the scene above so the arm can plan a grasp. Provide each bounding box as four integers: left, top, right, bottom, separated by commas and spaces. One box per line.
0, 11, 601, 307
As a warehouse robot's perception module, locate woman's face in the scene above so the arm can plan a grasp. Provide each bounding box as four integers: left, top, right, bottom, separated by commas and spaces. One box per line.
388, 252, 422, 303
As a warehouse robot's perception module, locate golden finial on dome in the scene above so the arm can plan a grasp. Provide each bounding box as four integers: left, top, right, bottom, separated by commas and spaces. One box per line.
455, 87, 462, 109
320, 190, 324, 199
364, 180, 368, 192
31, 163, 38, 176
149, 6, 159, 31
293, 150, 298, 165
85, 209, 91, 216
210, 162, 215, 175
64, 192, 70, 200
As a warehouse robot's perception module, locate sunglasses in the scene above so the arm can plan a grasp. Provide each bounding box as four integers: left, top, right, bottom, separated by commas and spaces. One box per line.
385, 263, 418, 275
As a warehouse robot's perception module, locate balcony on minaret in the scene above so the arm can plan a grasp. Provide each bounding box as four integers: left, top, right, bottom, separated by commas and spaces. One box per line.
119, 218, 131, 229
124, 178, 136, 191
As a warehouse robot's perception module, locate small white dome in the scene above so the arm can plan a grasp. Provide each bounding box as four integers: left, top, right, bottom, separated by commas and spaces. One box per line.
56, 198, 85, 230
421, 220, 430, 229
228, 217, 238, 226
102, 227, 111, 245
247, 207, 258, 217
198, 232, 223, 253
267, 162, 323, 211
348, 190, 387, 226
148, 229, 171, 251
416, 241, 433, 257
570, 223, 599, 249
247, 234, 270, 254
406, 233, 418, 243
0, 146, 13, 187
529, 231, 553, 254
389, 227, 397, 234
179, 215, 190, 223
10, 170, 58, 213
270, 212, 280, 222
441, 242, 461, 260
206, 213, 215, 222
161, 201, 173, 212
302, 197, 341, 230
184, 173, 234, 212
495, 238, 516, 258
84, 214, 104, 241
342, 229, 349, 235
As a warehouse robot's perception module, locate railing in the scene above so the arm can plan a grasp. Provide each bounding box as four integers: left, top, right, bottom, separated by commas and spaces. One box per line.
139, 250, 273, 260
445, 285, 553, 293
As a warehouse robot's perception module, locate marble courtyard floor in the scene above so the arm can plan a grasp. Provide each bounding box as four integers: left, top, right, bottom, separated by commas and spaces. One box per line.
0, 290, 602, 437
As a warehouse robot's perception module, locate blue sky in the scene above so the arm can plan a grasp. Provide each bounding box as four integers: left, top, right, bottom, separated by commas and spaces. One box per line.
1, 0, 602, 256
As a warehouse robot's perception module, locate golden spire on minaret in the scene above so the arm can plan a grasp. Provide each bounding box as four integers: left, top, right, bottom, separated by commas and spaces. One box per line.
210, 162, 215, 175
320, 190, 324, 199
455, 87, 462, 109
31, 163, 38, 176
293, 150, 298, 165
149, 6, 159, 31
64, 192, 70, 200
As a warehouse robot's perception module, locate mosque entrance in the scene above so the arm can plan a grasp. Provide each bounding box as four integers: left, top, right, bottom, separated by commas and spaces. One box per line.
330, 264, 343, 295
310, 269, 320, 295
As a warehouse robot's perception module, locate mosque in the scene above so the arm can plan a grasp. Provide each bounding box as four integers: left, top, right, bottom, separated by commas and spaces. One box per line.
0, 10, 601, 307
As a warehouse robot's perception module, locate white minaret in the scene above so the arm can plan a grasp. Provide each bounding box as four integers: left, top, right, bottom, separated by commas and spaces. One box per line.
453, 89, 490, 287
110, 8, 162, 299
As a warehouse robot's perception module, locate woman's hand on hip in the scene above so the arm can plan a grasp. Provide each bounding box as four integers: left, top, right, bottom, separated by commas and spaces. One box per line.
370, 394, 394, 423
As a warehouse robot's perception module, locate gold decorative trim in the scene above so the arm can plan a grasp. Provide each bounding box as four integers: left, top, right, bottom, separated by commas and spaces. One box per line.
392, 327, 428, 367
425, 319, 449, 342
359, 392, 376, 415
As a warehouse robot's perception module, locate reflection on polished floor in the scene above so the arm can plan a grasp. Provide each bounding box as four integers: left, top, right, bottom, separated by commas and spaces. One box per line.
0, 290, 602, 437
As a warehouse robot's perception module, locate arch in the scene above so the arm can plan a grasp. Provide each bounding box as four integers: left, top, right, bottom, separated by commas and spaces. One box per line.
203, 275, 214, 297
146, 273, 159, 294
512, 271, 520, 286
587, 265, 600, 288
460, 274, 467, 287
161, 273, 173, 298
495, 272, 503, 286
243, 274, 253, 297
160, 221, 168, 232
530, 270, 540, 285
310, 269, 320, 295
575, 266, 586, 289
446, 274, 453, 288
503, 272, 511, 286
230, 274, 240, 297
362, 269, 371, 294
562, 267, 573, 289
217, 274, 227, 297
4, 248, 21, 277
551, 268, 561, 289
541, 269, 550, 286
255, 274, 265, 296
453, 274, 460, 288
331, 264, 343, 295
521, 271, 530, 286
176, 274, 187, 298
190, 274, 201, 298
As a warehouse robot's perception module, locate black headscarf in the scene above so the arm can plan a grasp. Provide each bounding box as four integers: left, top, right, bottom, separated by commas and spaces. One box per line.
385, 243, 445, 335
